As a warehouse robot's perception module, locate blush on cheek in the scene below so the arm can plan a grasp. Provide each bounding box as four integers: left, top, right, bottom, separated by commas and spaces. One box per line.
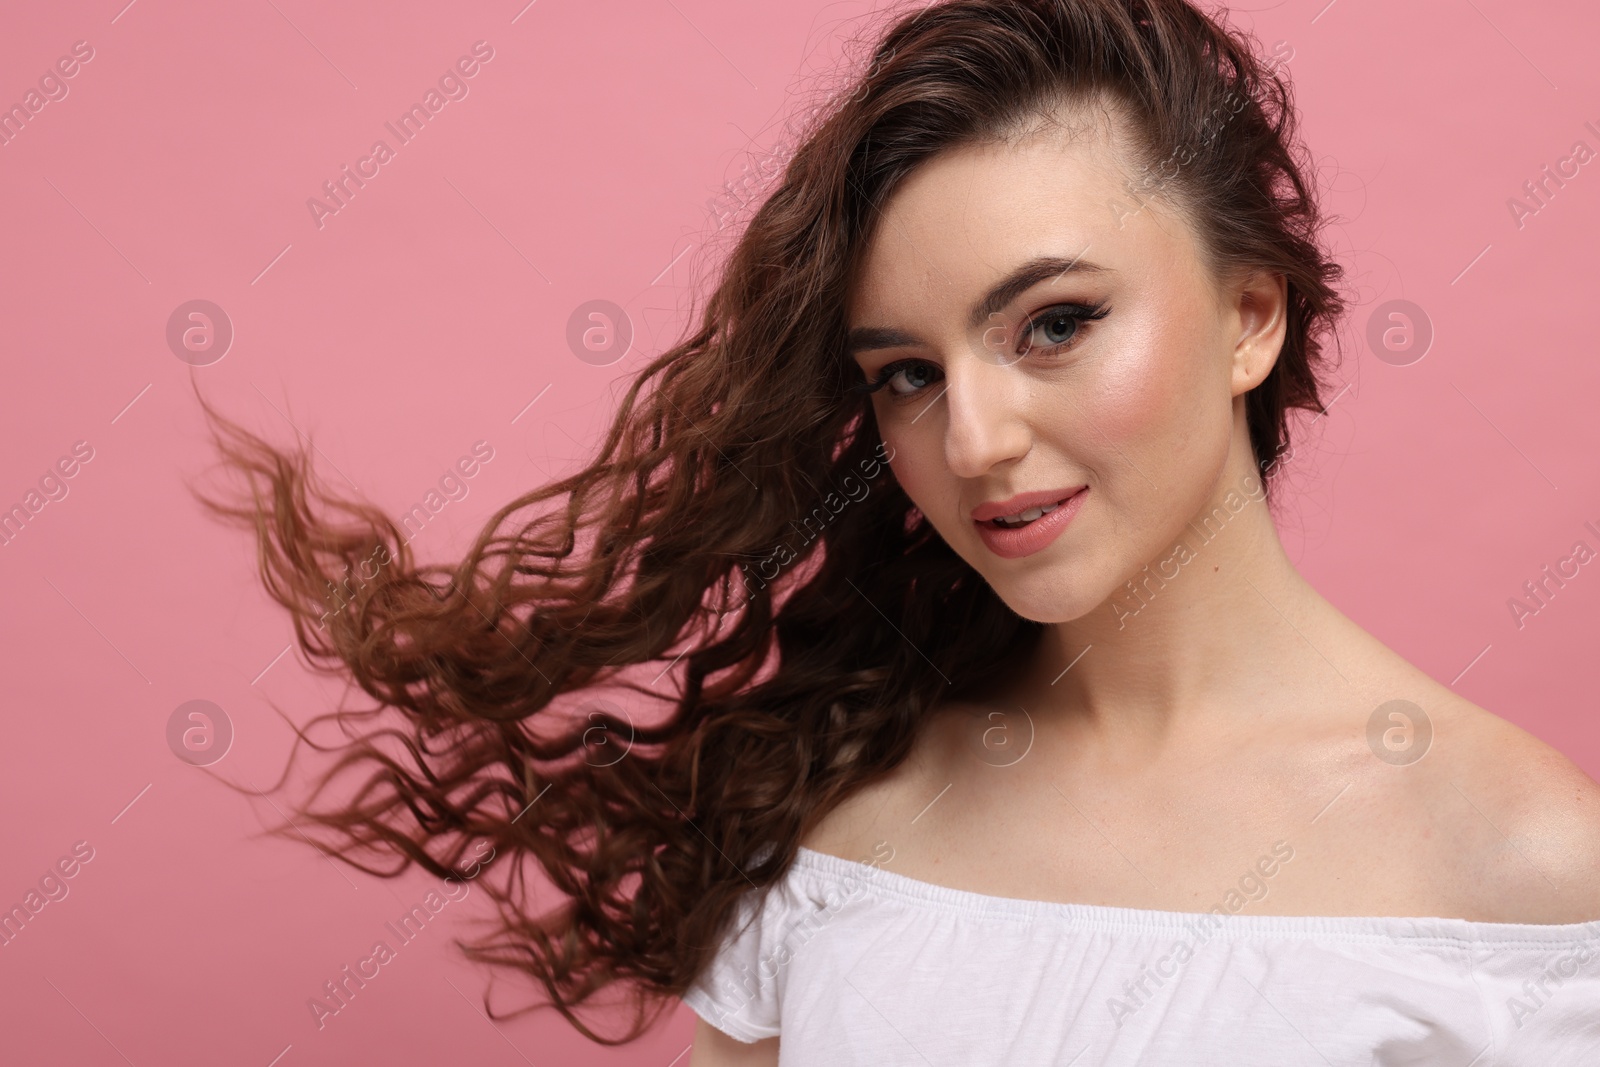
1077, 346, 1176, 444
875, 430, 940, 520
1088, 308, 1228, 448
879, 435, 913, 492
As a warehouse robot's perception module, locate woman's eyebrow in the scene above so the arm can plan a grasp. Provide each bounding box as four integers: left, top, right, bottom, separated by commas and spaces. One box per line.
846, 254, 1115, 357
968, 255, 1114, 329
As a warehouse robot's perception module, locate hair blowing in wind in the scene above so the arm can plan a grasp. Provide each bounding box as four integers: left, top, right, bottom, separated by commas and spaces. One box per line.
194, 0, 1345, 1043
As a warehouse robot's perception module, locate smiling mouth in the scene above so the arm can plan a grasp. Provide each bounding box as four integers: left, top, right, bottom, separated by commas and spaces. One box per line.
988, 497, 1072, 528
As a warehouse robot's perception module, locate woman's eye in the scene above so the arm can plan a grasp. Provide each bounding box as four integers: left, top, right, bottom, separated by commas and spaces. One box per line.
854, 301, 1107, 403
850, 358, 944, 402
1016, 301, 1110, 358
886, 360, 940, 396
1024, 308, 1082, 352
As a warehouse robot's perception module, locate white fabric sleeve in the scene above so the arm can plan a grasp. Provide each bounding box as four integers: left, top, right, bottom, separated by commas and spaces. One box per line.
680, 879, 798, 1043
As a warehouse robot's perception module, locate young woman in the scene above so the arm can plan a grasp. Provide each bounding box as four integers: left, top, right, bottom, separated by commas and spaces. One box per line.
198, 0, 1600, 1062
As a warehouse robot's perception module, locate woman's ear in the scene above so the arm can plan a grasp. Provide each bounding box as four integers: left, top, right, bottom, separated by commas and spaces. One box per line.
1229, 270, 1289, 398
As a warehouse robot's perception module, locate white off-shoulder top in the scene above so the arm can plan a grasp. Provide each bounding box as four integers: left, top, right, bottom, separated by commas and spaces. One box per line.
681, 845, 1600, 1065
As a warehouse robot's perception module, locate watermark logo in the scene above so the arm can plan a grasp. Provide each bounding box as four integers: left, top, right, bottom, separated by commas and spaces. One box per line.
396, 439, 495, 545
1107, 839, 1295, 1027
736, 442, 895, 604
166, 699, 234, 766
1364, 299, 1432, 367
1365, 699, 1431, 766
0, 439, 95, 549
1110, 445, 1291, 630
566, 299, 633, 366
1506, 119, 1600, 231
0, 840, 95, 949
1506, 521, 1599, 630
965, 705, 1035, 768
306, 875, 472, 1030
0, 39, 95, 150
966, 309, 1030, 368
166, 299, 233, 366
1507, 939, 1598, 1029
307, 42, 495, 230
579, 698, 635, 767
1108, 40, 1293, 231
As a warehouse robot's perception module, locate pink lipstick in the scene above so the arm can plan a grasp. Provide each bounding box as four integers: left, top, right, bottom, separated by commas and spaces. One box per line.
972, 486, 1087, 559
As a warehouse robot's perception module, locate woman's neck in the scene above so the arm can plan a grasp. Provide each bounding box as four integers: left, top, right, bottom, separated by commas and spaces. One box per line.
1008, 466, 1344, 756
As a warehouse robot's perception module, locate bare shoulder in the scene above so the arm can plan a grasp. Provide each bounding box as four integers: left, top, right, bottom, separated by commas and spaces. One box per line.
799, 701, 969, 860
1433, 694, 1600, 923
799, 745, 922, 861
689, 1017, 778, 1067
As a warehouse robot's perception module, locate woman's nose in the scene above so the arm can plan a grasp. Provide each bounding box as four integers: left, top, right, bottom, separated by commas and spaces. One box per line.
940, 360, 1032, 479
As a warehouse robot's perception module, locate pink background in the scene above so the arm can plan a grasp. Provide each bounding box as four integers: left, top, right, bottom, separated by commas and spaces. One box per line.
1, 0, 1598, 1063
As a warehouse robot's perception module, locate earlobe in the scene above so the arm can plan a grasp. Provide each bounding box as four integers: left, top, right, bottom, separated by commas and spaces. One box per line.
1232, 338, 1276, 394
1231, 272, 1288, 395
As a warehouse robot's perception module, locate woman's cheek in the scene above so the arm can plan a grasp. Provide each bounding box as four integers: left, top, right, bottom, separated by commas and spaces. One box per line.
1087, 331, 1233, 511
879, 428, 946, 525
881, 438, 922, 501
1078, 341, 1178, 447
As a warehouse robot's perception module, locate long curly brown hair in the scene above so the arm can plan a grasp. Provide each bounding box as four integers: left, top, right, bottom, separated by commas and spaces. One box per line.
194, 0, 1346, 1044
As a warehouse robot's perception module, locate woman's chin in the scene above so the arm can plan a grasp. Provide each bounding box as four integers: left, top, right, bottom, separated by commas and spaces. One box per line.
986, 580, 1099, 627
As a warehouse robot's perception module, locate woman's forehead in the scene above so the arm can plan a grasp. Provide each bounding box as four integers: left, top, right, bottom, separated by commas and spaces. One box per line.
848, 131, 1200, 322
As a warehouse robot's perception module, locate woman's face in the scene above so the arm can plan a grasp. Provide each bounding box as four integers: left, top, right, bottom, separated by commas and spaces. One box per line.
845, 104, 1286, 624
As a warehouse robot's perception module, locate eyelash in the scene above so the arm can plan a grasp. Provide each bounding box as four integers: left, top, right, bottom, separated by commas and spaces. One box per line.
850, 300, 1111, 402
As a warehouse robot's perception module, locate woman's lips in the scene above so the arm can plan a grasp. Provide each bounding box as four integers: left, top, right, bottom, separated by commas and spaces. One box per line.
973, 487, 1088, 559
971, 485, 1088, 523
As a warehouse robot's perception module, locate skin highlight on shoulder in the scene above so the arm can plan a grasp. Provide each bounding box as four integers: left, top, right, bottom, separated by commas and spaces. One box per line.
1429, 699, 1600, 923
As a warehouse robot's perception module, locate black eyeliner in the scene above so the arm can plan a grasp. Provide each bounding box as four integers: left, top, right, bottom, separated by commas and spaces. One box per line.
850, 299, 1110, 400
